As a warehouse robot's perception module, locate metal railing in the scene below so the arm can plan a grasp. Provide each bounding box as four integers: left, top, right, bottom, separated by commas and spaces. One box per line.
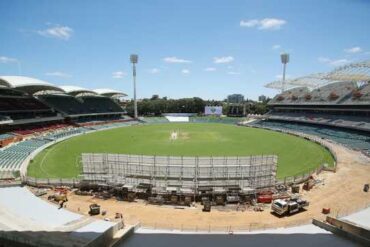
22, 176, 82, 187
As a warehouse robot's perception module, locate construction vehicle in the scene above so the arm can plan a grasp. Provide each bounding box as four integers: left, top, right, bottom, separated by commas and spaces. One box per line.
75, 189, 93, 196
89, 204, 101, 215
226, 193, 240, 204
127, 191, 136, 202
170, 195, 178, 204
35, 189, 47, 197
183, 196, 192, 206
202, 198, 211, 212
257, 194, 272, 203
214, 195, 225, 206
303, 177, 315, 191
364, 184, 369, 192
291, 184, 300, 193
271, 197, 309, 216
148, 196, 165, 205
48, 193, 67, 203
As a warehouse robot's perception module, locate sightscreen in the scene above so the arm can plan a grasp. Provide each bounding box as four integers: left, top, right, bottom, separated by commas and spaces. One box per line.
204, 106, 223, 116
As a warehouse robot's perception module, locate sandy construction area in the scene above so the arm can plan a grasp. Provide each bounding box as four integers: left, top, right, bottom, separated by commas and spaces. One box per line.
36, 139, 370, 232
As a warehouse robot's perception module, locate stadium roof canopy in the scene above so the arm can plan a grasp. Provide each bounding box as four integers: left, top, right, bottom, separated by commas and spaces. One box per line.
265, 73, 338, 90
59, 85, 97, 96
0, 76, 64, 95
93, 88, 127, 98
324, 60, 370, 81
265, 60, 370, 90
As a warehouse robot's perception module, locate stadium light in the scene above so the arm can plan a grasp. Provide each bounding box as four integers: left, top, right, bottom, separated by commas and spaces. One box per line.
280, 53, 289, 92
130, 54, 139, 118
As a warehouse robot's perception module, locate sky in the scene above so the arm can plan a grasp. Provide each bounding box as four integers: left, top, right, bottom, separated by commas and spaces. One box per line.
0, 0, 369, 100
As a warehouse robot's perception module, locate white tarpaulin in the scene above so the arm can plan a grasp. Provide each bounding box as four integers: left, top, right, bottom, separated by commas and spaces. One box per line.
165, 116, 189, 122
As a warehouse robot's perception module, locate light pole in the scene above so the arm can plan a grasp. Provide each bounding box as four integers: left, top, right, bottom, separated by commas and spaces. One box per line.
130, 54, 138, 118
280, 53, 289, 93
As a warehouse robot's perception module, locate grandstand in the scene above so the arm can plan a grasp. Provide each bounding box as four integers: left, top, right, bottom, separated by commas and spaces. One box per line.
247, 60, 370, 157
39, 86, 126, 121
0, 87, 60, 123
264, 61, 370, 133
0, 76, 132, 179
39, 94, 87, 115
249, 120, 370, 156
0, 76, 126, 126
0, 121, 140, 179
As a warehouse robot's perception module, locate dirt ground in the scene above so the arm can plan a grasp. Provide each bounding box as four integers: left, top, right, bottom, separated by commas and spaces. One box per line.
35, 140, 370, 232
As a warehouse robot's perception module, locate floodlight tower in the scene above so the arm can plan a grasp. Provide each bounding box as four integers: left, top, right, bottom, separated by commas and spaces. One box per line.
130, 54, 139, 118
280, 53, 289, 92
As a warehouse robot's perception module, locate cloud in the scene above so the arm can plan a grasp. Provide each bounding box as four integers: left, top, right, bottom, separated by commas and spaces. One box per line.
37, 25, 73, 40
240, 18, 287, 30
239, 19, 260, 28
163, 57, 192, 63
204, 67, 216, 72
0, 56, 18, 63
344, 46, 362, 54
45, 71, 71, 78
228, 71, 240, 75
213, 56, 234, 64
318, 57, 350, 66
259, 18, 287, 30
148, 68, 160, 74
181, 69, 190, 74
112, 71, 126, 79
272, 44, 281, 50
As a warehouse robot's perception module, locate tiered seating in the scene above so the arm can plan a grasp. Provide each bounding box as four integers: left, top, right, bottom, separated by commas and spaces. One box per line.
0, 128, 83, 173
143, 117, 170, 123
341, 83, 370, 104
266, 111, 370, 131
269, 82, 360, 105
13, 123, 71, 136
47, 128, 84, 140
0, 96, 56, 121
79, 96, 123, 113
0, 133, 14, 141
0, 139, 49, 171
269, 87, 310, 104
0, 97, 50, 111
0, 119, 139, 177
39, 95, 87, 114
250, 120, 370, 156
307, 82, 356, 103
267, 82, 369, 132
40, 95, 124, 115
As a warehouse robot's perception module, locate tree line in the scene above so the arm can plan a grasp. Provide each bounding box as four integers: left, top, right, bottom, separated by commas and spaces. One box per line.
123, 95, 270, 117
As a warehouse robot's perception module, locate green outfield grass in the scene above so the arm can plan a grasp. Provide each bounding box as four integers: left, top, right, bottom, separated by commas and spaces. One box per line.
27, 123, 334, 179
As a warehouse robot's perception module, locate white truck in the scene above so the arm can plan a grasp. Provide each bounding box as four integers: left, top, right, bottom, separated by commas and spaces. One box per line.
271, 198, 309, 216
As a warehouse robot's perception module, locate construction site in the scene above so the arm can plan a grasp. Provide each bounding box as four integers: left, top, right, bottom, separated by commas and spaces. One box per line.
24, 135, 368, 233
79, 153, 277, 208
